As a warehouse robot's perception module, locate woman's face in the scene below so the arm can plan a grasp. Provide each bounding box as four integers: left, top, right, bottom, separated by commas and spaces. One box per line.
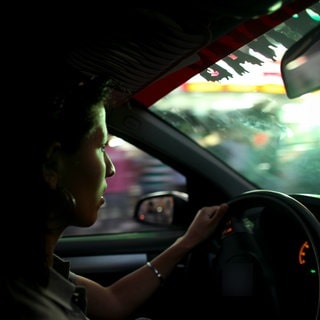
60, 103, 115, 227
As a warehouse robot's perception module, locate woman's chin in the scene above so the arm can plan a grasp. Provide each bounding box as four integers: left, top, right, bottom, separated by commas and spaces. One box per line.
76, 213, 99, 228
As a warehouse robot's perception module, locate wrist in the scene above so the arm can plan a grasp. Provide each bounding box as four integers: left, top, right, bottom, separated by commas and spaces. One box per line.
173, 235, 195, 253
146, 261, 165, 286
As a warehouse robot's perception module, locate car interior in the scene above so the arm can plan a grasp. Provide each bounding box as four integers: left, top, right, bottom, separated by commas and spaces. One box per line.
51, 1, 320, 319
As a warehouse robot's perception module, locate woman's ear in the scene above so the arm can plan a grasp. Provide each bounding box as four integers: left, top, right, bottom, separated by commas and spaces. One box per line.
42, 142, 62, 190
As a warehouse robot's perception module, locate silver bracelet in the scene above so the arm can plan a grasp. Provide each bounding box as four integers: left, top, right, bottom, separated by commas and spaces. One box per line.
146, 261, 165, 285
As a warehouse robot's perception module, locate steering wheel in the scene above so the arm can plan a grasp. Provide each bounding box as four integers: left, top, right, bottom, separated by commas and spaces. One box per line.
186, 190, 320, 320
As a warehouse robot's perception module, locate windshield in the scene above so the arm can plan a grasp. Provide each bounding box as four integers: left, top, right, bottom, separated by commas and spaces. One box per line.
150, 3, 320, 194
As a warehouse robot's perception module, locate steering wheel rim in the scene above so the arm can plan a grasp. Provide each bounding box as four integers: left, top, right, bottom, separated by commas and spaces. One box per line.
227, 190, 320, 319
228, 190, 320, 238
189, 190, 320, 319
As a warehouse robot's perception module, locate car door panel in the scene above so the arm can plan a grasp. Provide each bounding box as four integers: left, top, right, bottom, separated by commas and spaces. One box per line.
55, 229, 184, 285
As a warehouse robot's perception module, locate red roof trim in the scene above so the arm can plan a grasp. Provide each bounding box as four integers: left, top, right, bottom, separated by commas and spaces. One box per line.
133, 0, 317, 107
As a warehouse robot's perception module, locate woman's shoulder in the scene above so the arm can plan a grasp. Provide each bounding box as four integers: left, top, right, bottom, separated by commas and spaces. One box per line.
2, 269, 88, 319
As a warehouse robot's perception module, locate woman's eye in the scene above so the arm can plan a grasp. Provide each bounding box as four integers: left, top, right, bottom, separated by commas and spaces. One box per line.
101, 143, 107, 152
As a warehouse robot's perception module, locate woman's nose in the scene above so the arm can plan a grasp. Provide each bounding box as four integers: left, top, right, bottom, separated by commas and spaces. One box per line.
105, 153, 116, 177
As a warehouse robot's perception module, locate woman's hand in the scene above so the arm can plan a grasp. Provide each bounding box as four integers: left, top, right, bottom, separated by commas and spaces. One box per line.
177, 203, 229, 250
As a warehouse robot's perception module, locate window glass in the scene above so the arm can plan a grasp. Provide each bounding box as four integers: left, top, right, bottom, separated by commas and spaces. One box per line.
63, 136, 186, 236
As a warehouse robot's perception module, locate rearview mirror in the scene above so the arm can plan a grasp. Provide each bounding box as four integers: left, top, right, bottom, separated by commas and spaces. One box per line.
281, 25, 320, 99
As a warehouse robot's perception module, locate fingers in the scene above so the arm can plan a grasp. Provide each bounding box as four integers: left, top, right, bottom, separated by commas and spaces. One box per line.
206, 203, 228, 220
183, 203, 229, 248
193, 203, 228, 229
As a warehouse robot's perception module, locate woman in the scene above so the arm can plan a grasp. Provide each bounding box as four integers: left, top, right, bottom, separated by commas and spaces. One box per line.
2, 46, 228, 319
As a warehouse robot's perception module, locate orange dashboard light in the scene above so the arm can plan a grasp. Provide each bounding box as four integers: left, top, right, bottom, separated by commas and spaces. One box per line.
223, 227, 233, 235
298, 241, 309, 265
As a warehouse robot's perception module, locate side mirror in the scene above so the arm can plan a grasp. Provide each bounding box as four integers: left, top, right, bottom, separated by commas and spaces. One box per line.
134, 191, 189, 226
281, 25, 320, 99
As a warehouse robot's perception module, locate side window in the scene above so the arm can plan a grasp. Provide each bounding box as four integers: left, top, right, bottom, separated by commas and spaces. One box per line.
63, 136, 186, 236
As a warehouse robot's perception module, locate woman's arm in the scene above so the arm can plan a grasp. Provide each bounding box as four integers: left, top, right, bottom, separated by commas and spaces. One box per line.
75, 203, 228, 320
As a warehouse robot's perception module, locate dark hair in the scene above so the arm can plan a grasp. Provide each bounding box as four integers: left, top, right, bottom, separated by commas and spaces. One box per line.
4, 63, 112, 285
